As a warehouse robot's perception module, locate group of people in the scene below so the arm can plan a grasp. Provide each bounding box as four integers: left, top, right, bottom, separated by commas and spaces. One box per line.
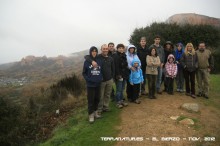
82, 35, 214, 123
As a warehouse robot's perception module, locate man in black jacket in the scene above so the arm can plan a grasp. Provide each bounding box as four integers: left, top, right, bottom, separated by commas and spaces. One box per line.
113, 44, 130, 108
137, 37, 150, 95
108, 42, 116, 101
84, 44, 115, 114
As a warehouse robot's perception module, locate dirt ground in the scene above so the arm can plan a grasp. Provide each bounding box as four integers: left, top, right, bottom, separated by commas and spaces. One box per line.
115, 92, 220, 146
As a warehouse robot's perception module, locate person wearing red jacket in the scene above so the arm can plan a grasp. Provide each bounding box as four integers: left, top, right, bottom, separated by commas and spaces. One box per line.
165, 54, 177, 95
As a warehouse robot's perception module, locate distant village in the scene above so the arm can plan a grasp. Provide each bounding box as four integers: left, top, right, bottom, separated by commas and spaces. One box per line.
0, 77, 30, 87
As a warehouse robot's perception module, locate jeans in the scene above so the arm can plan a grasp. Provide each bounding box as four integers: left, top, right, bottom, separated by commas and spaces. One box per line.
141, 67, 147, 92
176, 68, 184, 90
115, 80, 126, 103
156, 67, 163, 91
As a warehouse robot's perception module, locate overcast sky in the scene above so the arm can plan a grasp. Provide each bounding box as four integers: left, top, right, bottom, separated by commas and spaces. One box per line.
0, 0, 220, 64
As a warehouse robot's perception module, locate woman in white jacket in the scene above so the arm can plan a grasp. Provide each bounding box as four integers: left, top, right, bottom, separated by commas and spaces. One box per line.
126, 44, 141, 101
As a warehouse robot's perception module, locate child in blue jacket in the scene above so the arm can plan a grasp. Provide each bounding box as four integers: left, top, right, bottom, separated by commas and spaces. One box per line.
82, 46, 103, 123
129, 58, 144, 104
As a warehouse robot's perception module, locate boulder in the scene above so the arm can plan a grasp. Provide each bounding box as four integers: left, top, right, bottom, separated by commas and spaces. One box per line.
180, 103, 199, 112
179, 118, 194, 125
170, 116, 180, 120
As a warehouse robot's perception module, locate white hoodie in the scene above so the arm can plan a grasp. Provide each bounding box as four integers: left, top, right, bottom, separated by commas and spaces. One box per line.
126, 44, 141, 69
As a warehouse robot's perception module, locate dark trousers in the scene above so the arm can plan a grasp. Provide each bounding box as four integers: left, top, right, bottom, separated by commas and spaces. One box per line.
87, 86, 100, 115
141, 67, 146, 92
166, 77, 174, 94
126, 79, 133, 100
184, 70, 196, 95
130, 83, 140, 101
147, 74, 157, 97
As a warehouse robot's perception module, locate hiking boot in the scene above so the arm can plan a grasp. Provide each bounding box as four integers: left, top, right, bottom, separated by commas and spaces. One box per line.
116, 103, 123, 109
94, 111, 102, 119
191, 94, 196, 99
152, 95, 157, 99
89, 113, 95, 123
134, 99, 141, 104
121, 101, 128, 107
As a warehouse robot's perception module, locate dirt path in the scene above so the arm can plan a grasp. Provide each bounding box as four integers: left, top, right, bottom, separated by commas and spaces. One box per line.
115, 92, 220, 146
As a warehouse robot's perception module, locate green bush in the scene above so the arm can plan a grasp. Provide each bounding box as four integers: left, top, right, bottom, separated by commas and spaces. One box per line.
49, 74, 85, 101
0, 98, 24, 146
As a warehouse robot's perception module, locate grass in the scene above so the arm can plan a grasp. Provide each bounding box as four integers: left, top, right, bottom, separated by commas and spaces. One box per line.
197, 74, 220, 110
38, 102, 121, 146
38, 75, 220, 146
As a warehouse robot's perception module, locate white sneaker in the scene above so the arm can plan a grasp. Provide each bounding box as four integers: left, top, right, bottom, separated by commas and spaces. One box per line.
116, 103, 123, 109
89, 113, 94, 123
121, 101, 128, 107
94, 111, 102, 119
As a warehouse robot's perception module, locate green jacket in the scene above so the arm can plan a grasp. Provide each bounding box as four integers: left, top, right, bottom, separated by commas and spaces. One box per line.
196, 49, 214, 70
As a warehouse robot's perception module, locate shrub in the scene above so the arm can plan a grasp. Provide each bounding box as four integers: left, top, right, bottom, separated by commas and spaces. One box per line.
49, 74, 84, 101
0, 98, 24, 146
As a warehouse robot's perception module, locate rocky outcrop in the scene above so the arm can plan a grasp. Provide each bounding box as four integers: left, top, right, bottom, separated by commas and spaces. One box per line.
166, 13, 220, 27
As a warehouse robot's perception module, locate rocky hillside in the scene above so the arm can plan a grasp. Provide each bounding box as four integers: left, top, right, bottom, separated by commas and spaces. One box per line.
166, 13, 220, 27
0, 50, 88, 82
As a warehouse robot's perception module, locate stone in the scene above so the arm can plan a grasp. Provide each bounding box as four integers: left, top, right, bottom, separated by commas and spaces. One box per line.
180, 103, 199, 112
179, 118, 195, 125
170, 116, 180, 120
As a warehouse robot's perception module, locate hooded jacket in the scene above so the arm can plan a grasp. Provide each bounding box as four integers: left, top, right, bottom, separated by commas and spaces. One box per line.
82, 47, 103, 87
126, 44, 141, 69
165, 54, 177, 77
84, 52, 115, 82
175, 43, 184, 69
129, 58, 144, 84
